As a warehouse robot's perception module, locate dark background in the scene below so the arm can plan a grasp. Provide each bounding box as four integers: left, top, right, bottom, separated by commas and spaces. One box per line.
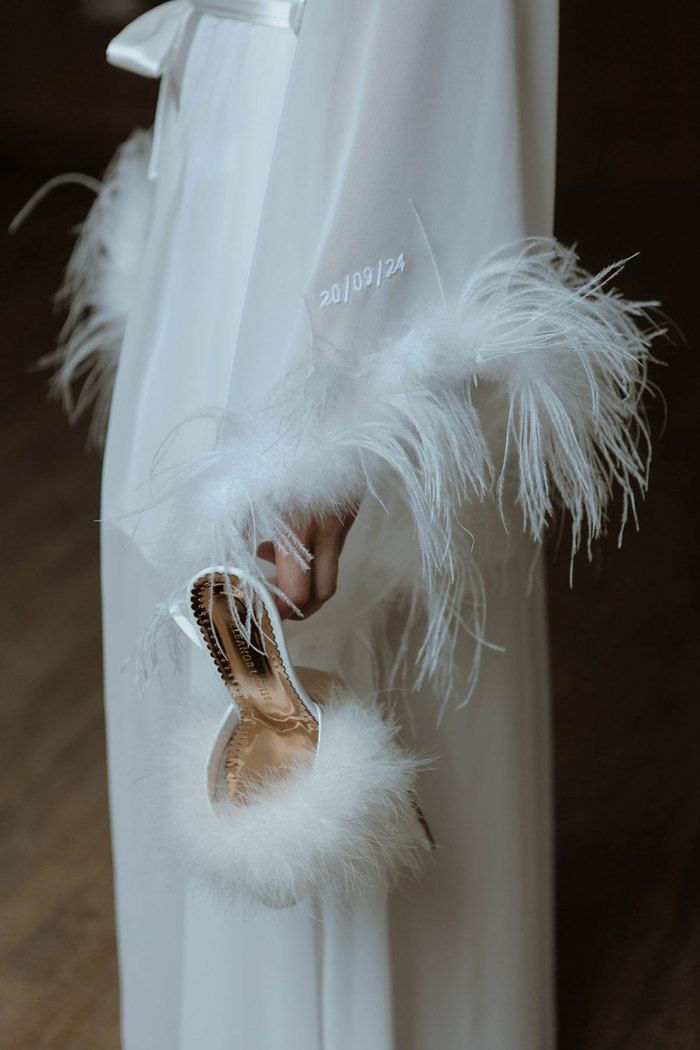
1, 3, 698, 1047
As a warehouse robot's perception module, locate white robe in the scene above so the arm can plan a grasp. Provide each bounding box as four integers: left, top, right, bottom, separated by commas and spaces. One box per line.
50, 0, 652, 1046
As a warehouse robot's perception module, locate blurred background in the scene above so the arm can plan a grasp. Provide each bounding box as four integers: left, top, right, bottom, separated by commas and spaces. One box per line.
1, 2, 698, 1047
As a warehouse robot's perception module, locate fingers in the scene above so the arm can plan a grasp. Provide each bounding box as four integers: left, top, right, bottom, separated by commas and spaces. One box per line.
274, 548, 312, 619
302, 526, 340, 618
258, 510, 357, 620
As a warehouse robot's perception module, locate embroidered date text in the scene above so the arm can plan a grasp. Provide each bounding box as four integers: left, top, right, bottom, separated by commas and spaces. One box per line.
319, 253, 406, 309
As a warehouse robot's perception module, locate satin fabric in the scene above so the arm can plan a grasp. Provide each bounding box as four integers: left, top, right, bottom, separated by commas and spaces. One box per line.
101, 2, 558, 1047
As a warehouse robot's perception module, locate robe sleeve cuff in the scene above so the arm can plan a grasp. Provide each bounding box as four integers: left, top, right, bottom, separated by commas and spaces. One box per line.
158, 237, 663, 587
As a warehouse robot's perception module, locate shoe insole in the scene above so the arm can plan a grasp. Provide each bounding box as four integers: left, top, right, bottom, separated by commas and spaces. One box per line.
191, 573, 319, 802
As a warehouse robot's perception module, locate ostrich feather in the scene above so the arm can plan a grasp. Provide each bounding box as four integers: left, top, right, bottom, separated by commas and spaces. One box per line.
41, 128, 154, 447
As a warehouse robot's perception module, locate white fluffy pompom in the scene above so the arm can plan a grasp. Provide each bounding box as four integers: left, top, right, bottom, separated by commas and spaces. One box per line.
43, 128, 154, 447
148, 685, 432, 909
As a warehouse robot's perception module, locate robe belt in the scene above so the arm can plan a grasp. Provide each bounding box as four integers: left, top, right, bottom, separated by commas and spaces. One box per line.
106, 0, 304, 178
194, 0, 304, 29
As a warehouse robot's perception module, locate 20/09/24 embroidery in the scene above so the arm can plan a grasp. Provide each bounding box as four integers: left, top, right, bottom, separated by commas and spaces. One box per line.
319, 253, 406, 309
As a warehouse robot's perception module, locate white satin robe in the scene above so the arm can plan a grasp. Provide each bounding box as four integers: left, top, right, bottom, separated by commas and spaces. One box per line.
100, 1, 558, 1046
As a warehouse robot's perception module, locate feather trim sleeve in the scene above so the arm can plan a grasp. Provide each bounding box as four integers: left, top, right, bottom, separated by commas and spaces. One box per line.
42, 128, 153, 447
150, 237, 663, 693
375, 239, 661, 558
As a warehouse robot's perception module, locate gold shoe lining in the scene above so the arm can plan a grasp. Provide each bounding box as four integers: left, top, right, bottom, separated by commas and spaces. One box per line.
191, 572, 319, 803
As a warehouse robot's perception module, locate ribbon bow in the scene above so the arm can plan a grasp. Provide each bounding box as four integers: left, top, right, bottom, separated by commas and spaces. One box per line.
107, 1, 192, 80
106, 1, 303, 177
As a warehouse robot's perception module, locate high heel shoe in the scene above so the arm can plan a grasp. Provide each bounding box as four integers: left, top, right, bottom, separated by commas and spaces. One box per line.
161, 565, 433, 909
189, 568, 323, 811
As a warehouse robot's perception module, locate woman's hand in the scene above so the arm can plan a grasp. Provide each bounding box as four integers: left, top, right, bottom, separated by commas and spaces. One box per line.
257, 511, 357, 620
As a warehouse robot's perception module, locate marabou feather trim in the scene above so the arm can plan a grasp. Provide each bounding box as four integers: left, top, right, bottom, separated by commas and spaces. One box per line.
149, 238, 662, 699
41, 128, 153, 447
442, 240, 661, 559
149, 685, 431, 909
154, 365, 490, 697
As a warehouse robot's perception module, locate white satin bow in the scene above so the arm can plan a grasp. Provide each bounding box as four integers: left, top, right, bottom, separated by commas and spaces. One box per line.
106, 0, 303, 177
107, 1, 192, 79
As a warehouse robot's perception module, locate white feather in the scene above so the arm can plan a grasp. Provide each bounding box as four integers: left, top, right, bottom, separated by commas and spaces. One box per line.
41, 128, 154, 447
143, 683, 432, 909
447, 239, 662, 562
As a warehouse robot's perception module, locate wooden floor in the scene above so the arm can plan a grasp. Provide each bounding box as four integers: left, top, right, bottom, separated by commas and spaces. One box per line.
1, 175, 118, 1047
1, 166, 698, 1048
